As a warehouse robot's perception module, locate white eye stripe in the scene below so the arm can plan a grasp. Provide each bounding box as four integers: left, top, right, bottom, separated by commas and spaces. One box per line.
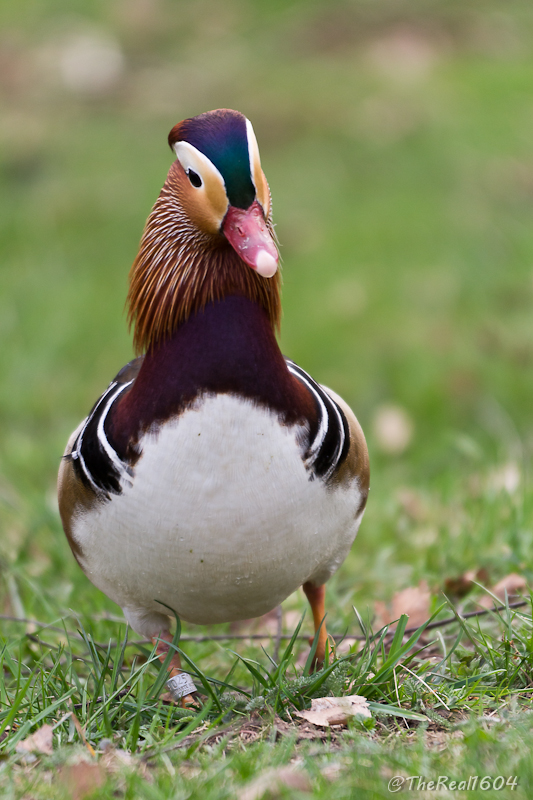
173, 141, 226, 188
172, 139, 229, 230
245, 117, 269, 215
245, 118, 261, 191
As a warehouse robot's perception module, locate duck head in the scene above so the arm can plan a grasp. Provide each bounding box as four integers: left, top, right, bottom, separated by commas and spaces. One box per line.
128, 109, 281, 353
169, 109, 278, 278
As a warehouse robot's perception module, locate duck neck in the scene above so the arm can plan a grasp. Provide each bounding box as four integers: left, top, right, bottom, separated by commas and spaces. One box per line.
112, 296, 316, 452
127, 162, 281, 353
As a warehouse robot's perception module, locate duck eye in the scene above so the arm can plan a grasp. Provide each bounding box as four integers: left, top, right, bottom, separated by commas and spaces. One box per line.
187, 168, 202, 188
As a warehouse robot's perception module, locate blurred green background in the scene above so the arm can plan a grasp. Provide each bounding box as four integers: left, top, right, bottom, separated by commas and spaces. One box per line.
2, 0, 533, 632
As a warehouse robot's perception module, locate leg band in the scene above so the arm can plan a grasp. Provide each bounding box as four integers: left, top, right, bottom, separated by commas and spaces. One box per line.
166, 673, 196, 700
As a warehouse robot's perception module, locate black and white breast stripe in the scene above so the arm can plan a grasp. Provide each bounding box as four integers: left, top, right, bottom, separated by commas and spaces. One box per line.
285, 359, 350, 482
68, 355, 350, 497
70, 380, 133, 499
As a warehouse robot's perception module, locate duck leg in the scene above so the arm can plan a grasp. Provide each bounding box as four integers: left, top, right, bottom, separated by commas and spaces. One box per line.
302, 582, 331, 667
152, 631, 196, 707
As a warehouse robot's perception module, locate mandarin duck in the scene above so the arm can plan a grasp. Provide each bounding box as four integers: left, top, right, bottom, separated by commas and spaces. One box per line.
58, 109, 369, 703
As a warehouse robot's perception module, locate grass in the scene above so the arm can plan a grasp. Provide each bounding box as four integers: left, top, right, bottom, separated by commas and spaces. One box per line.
3, 0, 533, 796
3, 598, 533, 796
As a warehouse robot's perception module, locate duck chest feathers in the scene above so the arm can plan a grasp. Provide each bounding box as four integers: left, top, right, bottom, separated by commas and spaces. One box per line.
59, 298, 367, 630
68, 296, 356, 499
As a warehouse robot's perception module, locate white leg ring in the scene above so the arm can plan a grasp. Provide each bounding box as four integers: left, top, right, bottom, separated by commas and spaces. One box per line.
167, 673, 196, 700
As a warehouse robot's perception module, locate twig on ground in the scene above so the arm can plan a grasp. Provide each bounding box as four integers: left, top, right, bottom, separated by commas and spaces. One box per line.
72, 690, 129, 711
0, 598, 528, 651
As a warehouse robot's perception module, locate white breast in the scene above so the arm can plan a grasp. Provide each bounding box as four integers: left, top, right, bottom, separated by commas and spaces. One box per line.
71, 395, 364, 637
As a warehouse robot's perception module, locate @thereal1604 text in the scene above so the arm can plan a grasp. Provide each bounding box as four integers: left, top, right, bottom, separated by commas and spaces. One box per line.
388, 775, 519, 792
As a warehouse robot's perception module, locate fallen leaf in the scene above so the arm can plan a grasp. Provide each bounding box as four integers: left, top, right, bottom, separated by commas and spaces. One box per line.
492, 573, 528, 597
479, 573, 528, 608
444, 568, 489, 599
295, 695, 371, 727
375, 581, 431, 631
393, 581, 431, 627
238, 765, 312, 800
373, 600, 391, 631
58, 762, 106, 800
16, 724, 53, 755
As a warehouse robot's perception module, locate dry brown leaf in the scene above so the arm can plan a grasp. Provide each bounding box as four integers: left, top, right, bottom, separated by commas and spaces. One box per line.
444, 568, 489, 599
392, 581, 430, 626
16, 723, 53, 755
238, 765, 312, 800
295, 695, 371, 727
373, 600, 390, 631
375, 581, 430, 631
492, 572, 528, 596
58, 762, 106, 800
479, 573, 528, 608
